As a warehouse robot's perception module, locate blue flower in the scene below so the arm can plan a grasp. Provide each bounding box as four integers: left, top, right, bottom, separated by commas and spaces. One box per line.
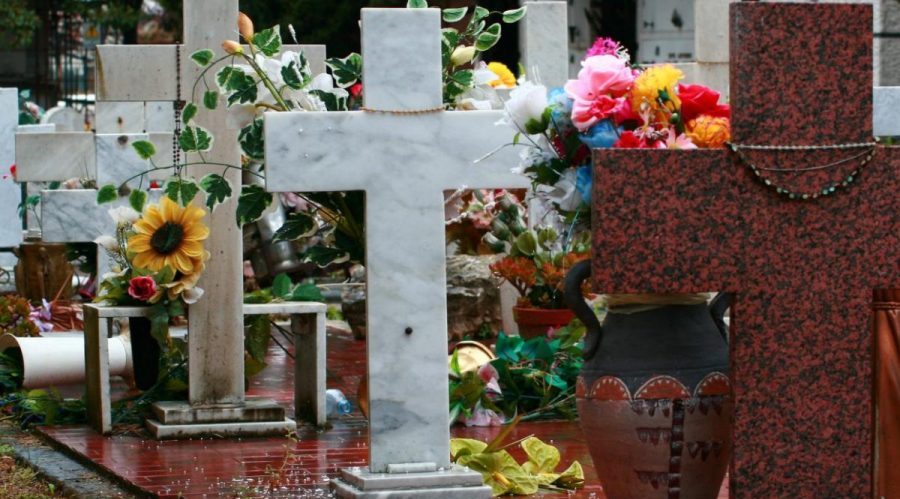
547, 87, 574, 128
578, 119, 621, 149
575, 165, 592, 205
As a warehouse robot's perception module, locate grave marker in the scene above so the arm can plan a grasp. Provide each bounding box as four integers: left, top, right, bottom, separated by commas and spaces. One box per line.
0, 88, 22, 248
264, 8, 526, 496
589, 4, 897, 497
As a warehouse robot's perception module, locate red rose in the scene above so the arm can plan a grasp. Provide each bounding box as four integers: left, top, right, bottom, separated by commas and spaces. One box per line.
349, 83, 363, 98
677, 84, 730, 123
128, 276, 157, 302
614, 131, 648, 149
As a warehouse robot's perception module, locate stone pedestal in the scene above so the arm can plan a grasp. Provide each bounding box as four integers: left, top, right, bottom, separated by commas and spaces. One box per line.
331, 466, 491, 499
146, 400, 295, 439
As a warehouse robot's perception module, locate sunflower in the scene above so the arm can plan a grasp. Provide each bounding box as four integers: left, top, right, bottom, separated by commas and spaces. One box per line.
487, 62, 517, 88
128, 197, 209, 275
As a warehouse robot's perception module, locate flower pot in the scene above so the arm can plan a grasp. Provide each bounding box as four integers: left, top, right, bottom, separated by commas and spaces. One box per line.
565, 260, 732, 499
129, 317, 160, 391
13, 238, 73, 302
512, 306, 574, 339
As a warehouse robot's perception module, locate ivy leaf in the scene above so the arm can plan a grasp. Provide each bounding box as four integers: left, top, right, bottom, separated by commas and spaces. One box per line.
502, 6, 527, 23
290, 282, 323, 302
182, 102, 198, 124
281, 52, 311, 90
442, 7, 467, 22
131, 140, 156, 160
97, 184, 118, 204
238, 118, 265, 161
272, 273, 292, 299
164, 177, 200, 206
273, 211, 317, 242
304, 246, 350, 267
441, 28, 460, 67
251, 26, 282, 56
198, 173, 232, 212
226, 73, 258, 106
190, 49, 214, 66
445, 69, 474, 100
309, 89, 348, 112
472, 6, 490, 23
325, 53, 362, 88
475, 23, 502, 52
178, 125, 213, 152
203, 90, 218, 110
236, 184, 273, 226
216, 66, 245, 91
407, 0, 427, 7
129, 189, 148, 213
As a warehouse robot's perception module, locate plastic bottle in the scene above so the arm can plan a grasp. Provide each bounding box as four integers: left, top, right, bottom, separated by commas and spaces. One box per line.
325, 389, 352, 418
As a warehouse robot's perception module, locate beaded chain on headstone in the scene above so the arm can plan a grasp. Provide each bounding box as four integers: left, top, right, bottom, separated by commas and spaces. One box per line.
727, 139, 878, 200
360, 106, 445, 115
172, 44, 183, 170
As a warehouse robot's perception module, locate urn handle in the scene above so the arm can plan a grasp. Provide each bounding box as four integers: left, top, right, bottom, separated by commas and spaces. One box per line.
709, 292, 732, 343
563, 259, 603, 361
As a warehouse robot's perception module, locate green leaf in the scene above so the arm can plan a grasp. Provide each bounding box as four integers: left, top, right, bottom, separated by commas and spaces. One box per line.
251, 26, 282, 57
450, 438, 488, 460
199, 173, 232, 212
325, 53, 363, 88
97, 184, 118, 204
244, 314, 271, 362
178, 125, 213, 152
304, 246, 350, 267
514, 230, 538, 256
458, 451, 539, 496
272, 273, 292, 299
445, 69, 475, 100
236, 184, 273, 226
181, 102, 198, 124
164, 177, 200, 206
238, 118, 265, 161
502, 6, 527, 23
226, 75, 259, 106
441, 28, 460, 67
190, 49, 214, 66
472, 6, 490, 23
131, 140, 156, 160
309, 89, 348, 112
281, 52, 311, 90
273, 211, 317, 242
290, 282, 323, 302
203, 90, 218, 110
442, 7, 467, 22
521, 437, 561, 476
216, 66, 245, 91
475, 23, 502, 52
244, 355, 268, 378
128, 189, 148, 213
554, 461, 585, 489
407, 0, 427, 7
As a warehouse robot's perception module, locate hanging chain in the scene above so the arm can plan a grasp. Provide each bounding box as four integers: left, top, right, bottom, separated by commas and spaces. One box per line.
173, 44, 183, 171
726, 140, 878, 200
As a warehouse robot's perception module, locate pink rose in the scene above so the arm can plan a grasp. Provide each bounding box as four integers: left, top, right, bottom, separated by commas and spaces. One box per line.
128, 276, 157, 302
564, 55, 635, 131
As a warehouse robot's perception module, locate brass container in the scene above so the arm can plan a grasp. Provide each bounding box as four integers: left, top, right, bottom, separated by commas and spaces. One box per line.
14, 238, 73, 301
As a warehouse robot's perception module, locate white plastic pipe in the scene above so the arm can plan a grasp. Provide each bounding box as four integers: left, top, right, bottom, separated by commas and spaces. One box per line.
0, 333, 133, 389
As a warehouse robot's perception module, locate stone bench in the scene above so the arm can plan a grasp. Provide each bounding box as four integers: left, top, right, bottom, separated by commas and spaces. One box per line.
83, 301, 327, 434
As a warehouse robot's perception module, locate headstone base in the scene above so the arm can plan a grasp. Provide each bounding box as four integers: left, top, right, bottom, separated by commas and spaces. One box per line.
330, 465, 491, 499
146, 398, 296, 439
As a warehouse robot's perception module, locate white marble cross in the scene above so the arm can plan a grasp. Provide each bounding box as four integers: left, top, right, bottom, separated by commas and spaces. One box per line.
265, 8, 528, 476
0, 88, 23, 248
520, 1, 570, 89
95, 0, 327, 437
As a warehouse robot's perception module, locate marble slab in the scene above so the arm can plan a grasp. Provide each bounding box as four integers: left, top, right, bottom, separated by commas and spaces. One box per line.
0, 88, 20, 247
874, 86, 900, 136
18, 124, 56, 134
95, 133, 155, 187
521, 1, 570, 88
94, 102, 145, 134
96, 46, 179, 102
361, 8, 442, 111
15, 132, 96, 182
144, 102, 175, 133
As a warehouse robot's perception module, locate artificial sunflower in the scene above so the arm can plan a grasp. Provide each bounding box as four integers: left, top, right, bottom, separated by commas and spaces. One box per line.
128, 197, 209, 275
487, 62, 517, 88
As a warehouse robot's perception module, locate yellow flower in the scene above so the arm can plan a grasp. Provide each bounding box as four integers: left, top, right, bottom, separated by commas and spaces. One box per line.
686, 115, 731, 148
128, 197, 209, 276
630, 64, 684, 120
487, 62, 517, 88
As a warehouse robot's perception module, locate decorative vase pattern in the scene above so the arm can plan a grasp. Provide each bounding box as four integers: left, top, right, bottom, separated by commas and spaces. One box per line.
565, 260, 732, 499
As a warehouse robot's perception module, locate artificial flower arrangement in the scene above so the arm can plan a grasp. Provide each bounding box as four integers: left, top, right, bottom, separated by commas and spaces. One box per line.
95, 199, 209, 373
501, 37, 731, 222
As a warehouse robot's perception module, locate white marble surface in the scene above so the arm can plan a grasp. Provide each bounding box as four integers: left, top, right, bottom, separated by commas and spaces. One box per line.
42, 106, 83, 132
94, 102, 145, 134
265, 10, 527, 470
95, 133, 155, 187
96, 46, 179, 102
521, 1, 570, 88
874, 86, 900, 136
361, 9, 442, 111
144, 102, 175, 133
15, 132, 96, 182
18, 124, 56, 134
0, 88, 21, 247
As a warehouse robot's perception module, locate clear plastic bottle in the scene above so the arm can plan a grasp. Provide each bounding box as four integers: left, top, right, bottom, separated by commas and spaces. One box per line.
325, 389, 352, 418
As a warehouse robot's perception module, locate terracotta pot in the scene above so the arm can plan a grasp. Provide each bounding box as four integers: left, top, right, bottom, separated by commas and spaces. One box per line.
565, 260, 732, 499
512, 306, 574, 339
13, 238, 73, 301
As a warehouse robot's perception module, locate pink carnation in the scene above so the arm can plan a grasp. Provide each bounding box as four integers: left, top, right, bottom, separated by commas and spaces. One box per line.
564, 55, 635, 131
585, 37, 621, 58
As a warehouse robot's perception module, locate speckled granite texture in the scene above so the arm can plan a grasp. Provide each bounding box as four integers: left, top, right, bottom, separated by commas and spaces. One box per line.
591, 3, 898, 498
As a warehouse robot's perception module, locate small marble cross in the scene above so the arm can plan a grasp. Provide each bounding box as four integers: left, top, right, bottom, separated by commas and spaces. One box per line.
264, 8, 528, 478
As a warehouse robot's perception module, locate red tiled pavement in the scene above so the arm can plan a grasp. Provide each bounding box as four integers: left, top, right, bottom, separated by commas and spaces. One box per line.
38, 329, 729, 498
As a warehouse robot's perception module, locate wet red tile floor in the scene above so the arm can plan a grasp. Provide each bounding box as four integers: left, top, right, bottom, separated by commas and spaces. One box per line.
37, 328, 729, 498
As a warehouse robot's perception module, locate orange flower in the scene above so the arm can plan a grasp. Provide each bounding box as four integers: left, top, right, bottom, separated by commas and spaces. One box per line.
490, 257, 536, 297
686, 115, 731, 148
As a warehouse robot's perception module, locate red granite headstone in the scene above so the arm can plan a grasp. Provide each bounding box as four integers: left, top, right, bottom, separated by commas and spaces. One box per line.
591, 3, 898, 497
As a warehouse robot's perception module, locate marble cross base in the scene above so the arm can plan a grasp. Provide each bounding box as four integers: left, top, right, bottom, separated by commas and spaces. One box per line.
331, 465, 491, 499
146, 399, 296, 439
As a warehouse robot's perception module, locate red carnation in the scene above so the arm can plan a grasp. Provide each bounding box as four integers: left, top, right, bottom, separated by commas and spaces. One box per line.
613, 131, 648, 149
677, 84, 730, 123
128, 276, 157, 302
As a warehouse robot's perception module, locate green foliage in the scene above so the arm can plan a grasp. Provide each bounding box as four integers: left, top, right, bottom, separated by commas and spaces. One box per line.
181, 102, 198, 124
273, 212, 317, 242
238, 118, 265, 161
178, 125, 213, 152
203, 90, 219, 110
407, 0, 427, 7
96, 184, 118, 204
131, 140, 157, 160
199, 173, 232, 212
325, 53, 363, 89
128, 189, 148, 213
281, 52, 312, 90
251, 26, 282, 56
0, 0, 41, 49
190, 49, 215, 66
236, 184, 273, 226
0, 352, 23, 393
442, 7, 467, 23
164, 177, 200, 206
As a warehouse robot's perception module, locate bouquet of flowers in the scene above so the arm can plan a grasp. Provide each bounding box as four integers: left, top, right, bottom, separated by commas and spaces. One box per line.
503, 37, 731, 220
95, 198, 210, 343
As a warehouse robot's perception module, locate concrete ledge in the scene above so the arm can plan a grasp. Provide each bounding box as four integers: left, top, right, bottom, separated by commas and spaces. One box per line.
146, 417, 296, 439
152, 398, 286, 425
